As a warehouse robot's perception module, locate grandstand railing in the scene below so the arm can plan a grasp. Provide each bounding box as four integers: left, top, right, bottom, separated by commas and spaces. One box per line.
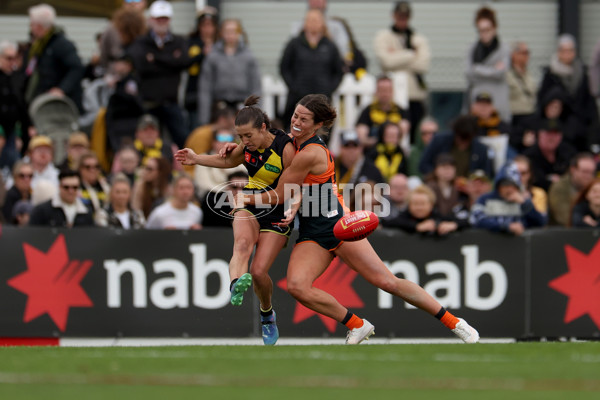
260, 72, 408, 151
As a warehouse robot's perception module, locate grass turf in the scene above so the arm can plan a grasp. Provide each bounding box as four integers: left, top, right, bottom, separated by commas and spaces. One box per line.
0, 342, 599, 399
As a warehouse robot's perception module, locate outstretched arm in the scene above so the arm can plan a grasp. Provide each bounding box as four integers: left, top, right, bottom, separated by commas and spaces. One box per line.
175, 145, 244, 168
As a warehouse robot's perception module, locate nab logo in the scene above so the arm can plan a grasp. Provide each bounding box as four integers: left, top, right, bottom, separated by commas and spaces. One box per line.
549, 241, 600, 329
7, 235, 94, 332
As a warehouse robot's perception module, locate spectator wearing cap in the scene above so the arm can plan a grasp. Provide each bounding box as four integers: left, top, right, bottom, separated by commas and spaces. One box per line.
355, 75, 409, 149
470, 162, 546, 235
464, 169, 492, 209
366, 121, 408, 182
465, 6, 511, 123
199, 18, 261, 127
1, 161, 33, 224
24, 4, 85, 112
57, 132, 90, 171
523, 119, 577, 192
185, 7, 219, 132
26, 135, 59, 189
537, 34, 599, 152
0, 40, 29, 167
419, 115, 494, 179
193, 128, 246, 199
29, 169, 94, 227
470, 92, 511, 137
374, 1, 431, 143
507, 41, 536, 127
11, 199, 34, 226
335, 129, 384, 211
128, 0, 193, 149
134, 114, 173, 166
548, 152, 596, 226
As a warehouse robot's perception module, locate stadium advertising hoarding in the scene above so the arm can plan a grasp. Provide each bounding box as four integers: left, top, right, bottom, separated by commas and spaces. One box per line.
0, 227, 598, 339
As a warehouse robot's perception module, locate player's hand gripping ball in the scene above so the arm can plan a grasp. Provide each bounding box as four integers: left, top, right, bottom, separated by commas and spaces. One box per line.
333, 210, 379, 241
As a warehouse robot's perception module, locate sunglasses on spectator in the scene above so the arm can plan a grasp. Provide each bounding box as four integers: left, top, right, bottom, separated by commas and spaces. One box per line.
61, 185, 79, 191
82, 164, 100, 170
144, 165, 157, 171
124, 0, 142, 3
17, 173, 33, 179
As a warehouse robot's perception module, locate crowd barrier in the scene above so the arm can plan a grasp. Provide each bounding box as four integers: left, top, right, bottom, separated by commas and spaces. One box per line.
1, 226, 599, 340
260, 72, 409, 153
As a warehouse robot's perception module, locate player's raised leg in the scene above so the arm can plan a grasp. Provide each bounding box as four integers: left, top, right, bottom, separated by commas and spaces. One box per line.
336, 239, 479, 343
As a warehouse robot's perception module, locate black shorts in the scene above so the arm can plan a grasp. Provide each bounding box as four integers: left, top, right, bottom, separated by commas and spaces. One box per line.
297, 201, 345, 251
233, 205, 292, 237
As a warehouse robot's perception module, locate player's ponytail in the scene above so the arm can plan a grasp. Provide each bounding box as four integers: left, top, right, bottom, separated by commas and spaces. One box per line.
235, 95, 271, 130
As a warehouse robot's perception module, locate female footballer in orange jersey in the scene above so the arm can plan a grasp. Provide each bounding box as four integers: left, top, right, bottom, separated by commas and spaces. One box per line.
240, 94, 480, 344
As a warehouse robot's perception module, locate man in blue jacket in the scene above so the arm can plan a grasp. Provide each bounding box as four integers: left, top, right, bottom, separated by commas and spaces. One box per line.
419, 115, 494, 178
470, 162, 547, 235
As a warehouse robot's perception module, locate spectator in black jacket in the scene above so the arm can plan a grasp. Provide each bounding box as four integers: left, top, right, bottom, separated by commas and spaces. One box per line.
1, 161, 33, 224
279, 9, 344, 130
570, 178, 600, 228
29, 169, 94, 227
128, 0, 193, 148
24, 4, 85, 112
523, 119, 576, 192
0, 40, 29, 166
537, 34, 599, 151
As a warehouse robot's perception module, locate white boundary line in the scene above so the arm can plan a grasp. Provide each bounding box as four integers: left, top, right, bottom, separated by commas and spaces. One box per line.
59, 337, 515, 347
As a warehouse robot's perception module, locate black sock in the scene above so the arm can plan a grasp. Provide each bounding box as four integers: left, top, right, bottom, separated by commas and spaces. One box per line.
434, 306, 446, 320
340, 311, 353, 325
260, 306, 273, 317
229, 279, 238, 291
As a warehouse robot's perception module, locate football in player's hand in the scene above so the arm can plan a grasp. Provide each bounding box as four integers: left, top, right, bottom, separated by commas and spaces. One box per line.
333, 210, 379, 241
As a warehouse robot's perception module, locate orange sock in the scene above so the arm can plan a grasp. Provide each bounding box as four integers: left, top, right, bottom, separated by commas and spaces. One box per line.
440, 311, 459, 330
344, 314, 364, 330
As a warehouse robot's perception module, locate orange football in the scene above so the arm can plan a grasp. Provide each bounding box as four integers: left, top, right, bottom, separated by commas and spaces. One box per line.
333, 210, 379, 241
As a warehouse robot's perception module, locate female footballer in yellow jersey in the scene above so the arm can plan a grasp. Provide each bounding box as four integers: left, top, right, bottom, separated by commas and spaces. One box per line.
175, 96, 295, 345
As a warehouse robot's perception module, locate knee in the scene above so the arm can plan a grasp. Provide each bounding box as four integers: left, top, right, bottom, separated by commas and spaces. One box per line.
286, 279, 308, 301
250, 264, 270, 282
375, 276, 398, 295
233, 237, 254, 256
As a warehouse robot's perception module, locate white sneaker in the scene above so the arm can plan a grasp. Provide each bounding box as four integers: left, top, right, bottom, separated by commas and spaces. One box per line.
452, 318, 480, 343
345, 319, 375, 344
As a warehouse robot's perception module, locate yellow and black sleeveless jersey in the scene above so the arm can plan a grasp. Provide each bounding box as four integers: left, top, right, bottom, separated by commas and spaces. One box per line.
243, 129, 291, 192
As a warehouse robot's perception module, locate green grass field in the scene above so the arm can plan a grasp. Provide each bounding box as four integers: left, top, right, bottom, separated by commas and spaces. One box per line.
1, 343, 599, 399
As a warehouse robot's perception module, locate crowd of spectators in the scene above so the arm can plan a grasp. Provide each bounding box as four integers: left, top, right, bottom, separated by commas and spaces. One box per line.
1, 0, 600, 236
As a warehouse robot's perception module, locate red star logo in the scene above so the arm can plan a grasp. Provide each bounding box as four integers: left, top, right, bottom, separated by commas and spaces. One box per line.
7, 235, 94, 332
548, 241, 600, 329
277, 257, 364, 332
